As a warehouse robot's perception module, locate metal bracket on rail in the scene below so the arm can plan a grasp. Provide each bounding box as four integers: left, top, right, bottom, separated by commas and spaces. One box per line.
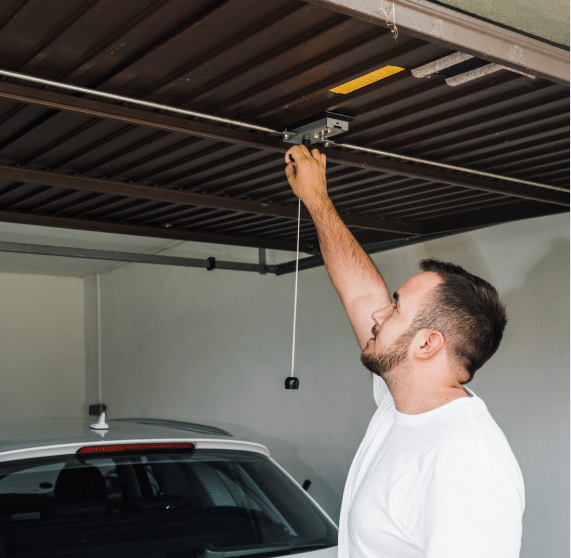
282, 112, 354, 145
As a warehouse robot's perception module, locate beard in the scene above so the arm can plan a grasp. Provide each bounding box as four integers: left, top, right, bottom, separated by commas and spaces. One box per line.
360, 327, 416, 377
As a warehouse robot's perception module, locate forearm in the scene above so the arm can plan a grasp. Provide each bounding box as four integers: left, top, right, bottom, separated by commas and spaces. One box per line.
285, 145, 392, 348
306, 195, 391, 349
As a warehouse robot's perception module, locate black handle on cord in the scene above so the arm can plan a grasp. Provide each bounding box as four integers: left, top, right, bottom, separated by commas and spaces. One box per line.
285, 377, 299, 389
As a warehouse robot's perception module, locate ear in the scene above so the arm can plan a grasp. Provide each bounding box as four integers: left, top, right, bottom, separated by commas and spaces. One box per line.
412, 330, 445, 361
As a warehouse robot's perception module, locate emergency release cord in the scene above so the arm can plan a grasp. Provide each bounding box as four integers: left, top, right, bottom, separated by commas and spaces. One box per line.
285, 153, 301, 390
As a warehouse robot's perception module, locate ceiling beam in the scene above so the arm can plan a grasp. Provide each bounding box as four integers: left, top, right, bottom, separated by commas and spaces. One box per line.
0, 165, 423, 236
276, 205, 568, 274
305, 0, 569, 86
305, 0, 570, 85
276, 228, 484, 275
0, 210, 307, 253
422, 203, 568, 234
0, 81, 566, 206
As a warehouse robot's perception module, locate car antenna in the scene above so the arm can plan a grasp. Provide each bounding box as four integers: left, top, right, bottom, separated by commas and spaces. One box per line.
90, 412, 109, 430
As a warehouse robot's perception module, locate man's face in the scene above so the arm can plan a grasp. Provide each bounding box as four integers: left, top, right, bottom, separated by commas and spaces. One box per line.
361, 272, 442, 377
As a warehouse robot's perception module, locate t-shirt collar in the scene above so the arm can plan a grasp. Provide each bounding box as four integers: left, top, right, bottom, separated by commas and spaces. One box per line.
394, 386, 476, 424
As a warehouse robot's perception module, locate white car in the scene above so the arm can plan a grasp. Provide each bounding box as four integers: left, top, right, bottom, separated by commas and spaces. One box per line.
0, 415, 338, 558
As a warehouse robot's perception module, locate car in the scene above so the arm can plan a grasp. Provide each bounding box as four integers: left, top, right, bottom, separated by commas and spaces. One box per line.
0, 415, 338, 558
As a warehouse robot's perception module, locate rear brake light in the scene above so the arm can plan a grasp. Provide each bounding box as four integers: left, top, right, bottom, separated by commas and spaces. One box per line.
76, 443, 196, 455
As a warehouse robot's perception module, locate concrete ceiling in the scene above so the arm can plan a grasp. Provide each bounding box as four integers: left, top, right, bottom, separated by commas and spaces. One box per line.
434, 0, 569, 48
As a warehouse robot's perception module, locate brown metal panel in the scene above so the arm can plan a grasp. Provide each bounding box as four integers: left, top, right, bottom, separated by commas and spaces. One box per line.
249, 35, 424, 121
12, 0, 104, 71
96, 0, 262, 91
147, 3, 319, 100
447, 135, 569, 168
424, 122, 569, 163
341, 75, 555, 142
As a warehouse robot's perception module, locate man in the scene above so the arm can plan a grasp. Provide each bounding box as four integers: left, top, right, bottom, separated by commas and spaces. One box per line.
284, 145, 525, 558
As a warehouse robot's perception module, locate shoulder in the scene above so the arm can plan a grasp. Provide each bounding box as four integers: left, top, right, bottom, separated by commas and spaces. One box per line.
427, 396, 524, 494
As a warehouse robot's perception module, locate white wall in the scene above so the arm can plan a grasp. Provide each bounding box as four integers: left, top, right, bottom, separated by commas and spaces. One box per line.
99, 212, 569, 557
0, 272, 86, 418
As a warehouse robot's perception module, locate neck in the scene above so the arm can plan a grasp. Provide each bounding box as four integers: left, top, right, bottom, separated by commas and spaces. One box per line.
382, 363, 470, 415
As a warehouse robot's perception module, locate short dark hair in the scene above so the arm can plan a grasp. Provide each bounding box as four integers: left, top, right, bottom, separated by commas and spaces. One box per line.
413, 259, 507, 383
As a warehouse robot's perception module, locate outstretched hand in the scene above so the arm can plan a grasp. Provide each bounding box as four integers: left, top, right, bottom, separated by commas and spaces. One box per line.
284, 145, 328, 212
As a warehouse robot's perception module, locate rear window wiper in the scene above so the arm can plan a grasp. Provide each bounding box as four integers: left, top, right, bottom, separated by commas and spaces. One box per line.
197, 542, 293, 558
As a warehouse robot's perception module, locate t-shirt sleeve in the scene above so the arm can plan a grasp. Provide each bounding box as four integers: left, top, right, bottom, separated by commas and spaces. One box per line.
421, 474, 524, 558
373, 373, 389, 407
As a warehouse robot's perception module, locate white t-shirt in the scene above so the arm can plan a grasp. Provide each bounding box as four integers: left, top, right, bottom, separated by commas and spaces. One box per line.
338, 375, 525, 558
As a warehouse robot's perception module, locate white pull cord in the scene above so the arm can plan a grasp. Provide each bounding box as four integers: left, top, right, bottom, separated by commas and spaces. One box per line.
290, 198, 301, 379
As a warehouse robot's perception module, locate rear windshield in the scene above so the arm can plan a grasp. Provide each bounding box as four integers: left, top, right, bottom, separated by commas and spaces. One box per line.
0, 449, 337, 557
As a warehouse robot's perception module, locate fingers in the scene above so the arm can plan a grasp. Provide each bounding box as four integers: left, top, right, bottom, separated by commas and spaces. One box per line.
285, 162, 296, 181
284, 146, 295, 164
285, 145, 303, 165
284, 146, 300, 180
284, 144, 323, 164
284, 144, 304, 164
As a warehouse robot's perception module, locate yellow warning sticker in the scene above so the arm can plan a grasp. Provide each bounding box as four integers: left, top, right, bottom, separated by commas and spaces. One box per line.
330, 66, 405, 94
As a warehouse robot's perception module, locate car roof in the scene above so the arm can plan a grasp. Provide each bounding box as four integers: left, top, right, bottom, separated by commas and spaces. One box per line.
0, 417, 270, 461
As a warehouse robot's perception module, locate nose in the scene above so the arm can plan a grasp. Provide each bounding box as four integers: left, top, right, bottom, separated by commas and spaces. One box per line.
371, 304, 393, 325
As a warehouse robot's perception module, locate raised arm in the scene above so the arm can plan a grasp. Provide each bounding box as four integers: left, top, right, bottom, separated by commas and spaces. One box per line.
285, 145, 391, 350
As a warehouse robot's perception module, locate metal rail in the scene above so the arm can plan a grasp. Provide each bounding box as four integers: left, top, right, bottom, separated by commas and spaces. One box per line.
325, 142, 570, 193
0, 68, 567, 200
0, 69, 284, 137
